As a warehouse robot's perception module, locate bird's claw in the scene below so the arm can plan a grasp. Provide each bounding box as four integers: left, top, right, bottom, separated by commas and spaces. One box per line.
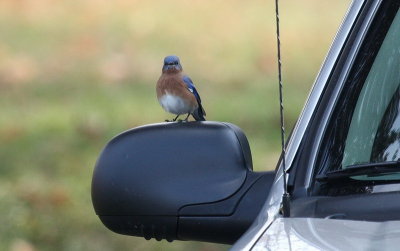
164, 119, 189, 123
164, 119, 186, 123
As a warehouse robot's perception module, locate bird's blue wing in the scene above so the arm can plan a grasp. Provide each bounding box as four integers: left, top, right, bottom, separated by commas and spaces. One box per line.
182, 75, 201, 103
182, 75, 206, 120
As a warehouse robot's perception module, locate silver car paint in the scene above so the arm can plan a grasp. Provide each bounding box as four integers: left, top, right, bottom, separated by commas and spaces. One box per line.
252, 218, 400, 251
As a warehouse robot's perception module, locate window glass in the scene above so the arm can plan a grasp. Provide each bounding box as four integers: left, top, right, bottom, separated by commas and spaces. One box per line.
342, 10, 400, 169
315, 5, 400, 187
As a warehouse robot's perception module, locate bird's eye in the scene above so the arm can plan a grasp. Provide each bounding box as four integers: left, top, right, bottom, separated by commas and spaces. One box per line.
175, 62, 179, 65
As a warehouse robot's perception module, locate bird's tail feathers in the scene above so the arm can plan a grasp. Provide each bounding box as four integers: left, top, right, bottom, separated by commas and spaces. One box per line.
192, 104, 206, 121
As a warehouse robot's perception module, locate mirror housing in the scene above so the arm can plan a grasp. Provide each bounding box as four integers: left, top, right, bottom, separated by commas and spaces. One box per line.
92, 122, 275, 244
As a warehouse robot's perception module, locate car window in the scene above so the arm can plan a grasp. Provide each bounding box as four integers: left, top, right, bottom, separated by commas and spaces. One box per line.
314, 6, 400, 188
342, 10, 400, 172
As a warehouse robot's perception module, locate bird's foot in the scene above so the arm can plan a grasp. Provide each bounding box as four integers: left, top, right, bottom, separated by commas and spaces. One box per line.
182, 113, 190, 122
171, 115, 180, 122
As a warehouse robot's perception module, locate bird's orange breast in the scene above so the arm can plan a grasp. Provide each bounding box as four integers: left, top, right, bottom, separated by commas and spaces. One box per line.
156, 73, 198, 108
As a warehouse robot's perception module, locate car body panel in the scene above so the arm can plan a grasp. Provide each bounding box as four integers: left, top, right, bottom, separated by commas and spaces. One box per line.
252, 218, 400, 251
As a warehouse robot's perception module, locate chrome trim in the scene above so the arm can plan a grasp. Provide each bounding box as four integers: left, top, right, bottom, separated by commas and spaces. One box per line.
231, 1, 366, 250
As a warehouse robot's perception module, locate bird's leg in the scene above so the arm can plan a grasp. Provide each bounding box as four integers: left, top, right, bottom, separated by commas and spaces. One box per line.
164, 115, 180, 122
183, 113, 191, 122
172, 114, 180, 122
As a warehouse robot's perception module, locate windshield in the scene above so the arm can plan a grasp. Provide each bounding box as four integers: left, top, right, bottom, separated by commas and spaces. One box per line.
316, 7, 400, 185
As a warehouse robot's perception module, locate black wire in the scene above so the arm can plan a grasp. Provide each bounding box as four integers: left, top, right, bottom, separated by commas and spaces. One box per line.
275, 0, 290, 209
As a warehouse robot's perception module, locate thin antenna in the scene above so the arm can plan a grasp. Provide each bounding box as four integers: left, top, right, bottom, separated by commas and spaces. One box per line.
275, 0, 290, 217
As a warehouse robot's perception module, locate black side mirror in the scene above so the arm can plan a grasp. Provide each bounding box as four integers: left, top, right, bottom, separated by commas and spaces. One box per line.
91, 121, 275, 244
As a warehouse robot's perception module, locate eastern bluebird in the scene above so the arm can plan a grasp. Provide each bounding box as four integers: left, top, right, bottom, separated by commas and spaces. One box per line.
156, 55, 206, 122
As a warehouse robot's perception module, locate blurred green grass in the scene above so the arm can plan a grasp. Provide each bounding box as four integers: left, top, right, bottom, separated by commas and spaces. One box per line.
0, 0, 350, 250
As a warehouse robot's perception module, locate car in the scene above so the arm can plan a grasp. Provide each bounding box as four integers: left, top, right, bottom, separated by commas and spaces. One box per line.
91, 0, 400, 249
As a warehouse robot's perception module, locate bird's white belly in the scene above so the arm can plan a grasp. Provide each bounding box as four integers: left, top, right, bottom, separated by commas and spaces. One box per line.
159, 94, 192, 115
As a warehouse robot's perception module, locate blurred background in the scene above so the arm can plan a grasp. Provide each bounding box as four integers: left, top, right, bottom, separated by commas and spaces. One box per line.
0, 0, 350, 250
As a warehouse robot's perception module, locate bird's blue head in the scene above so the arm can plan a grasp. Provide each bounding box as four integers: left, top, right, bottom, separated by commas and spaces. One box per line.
162, 55, 183, 73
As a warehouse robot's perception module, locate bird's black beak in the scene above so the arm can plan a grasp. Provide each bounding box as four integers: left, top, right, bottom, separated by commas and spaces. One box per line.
163, 65, 174, 71
163, 63, 181, 72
